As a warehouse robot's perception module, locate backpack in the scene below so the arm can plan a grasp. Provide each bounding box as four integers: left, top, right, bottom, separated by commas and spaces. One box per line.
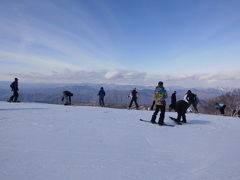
195, 95, 200, 104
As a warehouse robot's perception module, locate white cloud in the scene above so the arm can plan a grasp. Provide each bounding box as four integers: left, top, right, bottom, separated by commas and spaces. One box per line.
105, 71, 121, 79
1, 69, 240, 88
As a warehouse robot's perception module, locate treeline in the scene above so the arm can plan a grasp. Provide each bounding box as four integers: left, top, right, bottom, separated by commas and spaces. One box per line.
199, 90, 240, 116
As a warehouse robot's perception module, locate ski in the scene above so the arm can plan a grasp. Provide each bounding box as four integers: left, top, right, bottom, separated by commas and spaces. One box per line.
139, 119, 174, 127
169, 116, 182, 125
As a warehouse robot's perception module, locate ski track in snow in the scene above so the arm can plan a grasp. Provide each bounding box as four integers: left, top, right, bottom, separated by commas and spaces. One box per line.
1, 101, 240, 180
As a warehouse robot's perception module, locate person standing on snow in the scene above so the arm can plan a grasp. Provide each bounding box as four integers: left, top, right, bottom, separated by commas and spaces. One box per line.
128, 88, 139, 109
98, 87, 106, 107
8, 78, 19, 102
185, 90, 199, 113
150, 81, 167, 125
169, 91, 177, 111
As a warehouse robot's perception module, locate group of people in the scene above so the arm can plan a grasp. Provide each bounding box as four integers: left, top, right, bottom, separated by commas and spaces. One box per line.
7, 78, 229, 119
61, 87, 106, 106
149, 81, 200, 125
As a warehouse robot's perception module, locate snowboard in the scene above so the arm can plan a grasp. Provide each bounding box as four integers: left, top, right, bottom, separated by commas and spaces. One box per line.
139, 119, 174, 127
169, 116, 182, 125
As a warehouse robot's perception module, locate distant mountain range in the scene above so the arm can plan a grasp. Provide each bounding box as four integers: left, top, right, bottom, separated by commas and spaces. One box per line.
0, 82, 232, 107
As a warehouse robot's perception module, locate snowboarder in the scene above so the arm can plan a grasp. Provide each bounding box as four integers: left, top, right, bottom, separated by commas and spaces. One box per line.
61, 90, 73, 105
185, 90, 199, 113
169, 91, 176, 111
150, 81, 167, 125
173, 100, 191, 123
98, 87, 105, 107
8, 78, 19, 102
128, 88, 139, 109
215, 103, 226, 115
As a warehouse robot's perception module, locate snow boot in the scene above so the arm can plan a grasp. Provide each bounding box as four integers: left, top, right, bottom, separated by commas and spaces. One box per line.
151, 115, 157, 124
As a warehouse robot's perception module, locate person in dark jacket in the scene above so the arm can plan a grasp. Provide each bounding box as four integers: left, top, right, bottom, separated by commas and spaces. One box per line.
185, 90, 199, 113
215, 103, 226, 115
8, 78, 19, 102
169, 91, 176, 111
128, 88, 139, 109
62, 90, 73, 105
98, 87, 105, 106
174, 100, 190, 123
151, 81, 167, 125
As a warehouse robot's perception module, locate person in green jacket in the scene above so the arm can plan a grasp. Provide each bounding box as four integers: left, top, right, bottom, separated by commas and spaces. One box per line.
151, 81, 167, 125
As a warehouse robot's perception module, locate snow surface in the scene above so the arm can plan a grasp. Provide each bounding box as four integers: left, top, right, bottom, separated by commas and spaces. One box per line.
1, 101, 240, 180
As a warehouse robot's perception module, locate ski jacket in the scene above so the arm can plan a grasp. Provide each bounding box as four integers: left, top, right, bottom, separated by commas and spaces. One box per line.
131, 89, 138, 99
10, 81, 18, 92
98, 89, 105, 98
186, 93, 197, 104
153, 86, 167, 106
63, 91, 73, 96
171, 93, 176, 104
175, 100, 190, 113
215, 103, 225, 109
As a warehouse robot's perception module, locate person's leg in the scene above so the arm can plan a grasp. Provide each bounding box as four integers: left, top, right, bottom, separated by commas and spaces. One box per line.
158, 105, 166, 125
193, 103, 198, 113
9, 92, 14, 102
220, 108, 224, 114
134, 98, 139, 108
181, 113, 187, 123
69, 96, 71, 104
176, 111, 182, 122
129, 99, 133, 108
102, 98, 105, 106
64, 95, 68, 105
150, 100, 155, 110
151, 105, 160, 123
13, 91, 19, 102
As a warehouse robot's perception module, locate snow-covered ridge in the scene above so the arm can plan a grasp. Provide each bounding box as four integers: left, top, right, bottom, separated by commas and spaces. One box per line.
1, 101, 240, 180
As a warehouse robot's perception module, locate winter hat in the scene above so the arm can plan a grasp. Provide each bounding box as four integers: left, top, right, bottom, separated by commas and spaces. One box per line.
158, 81, 163, 86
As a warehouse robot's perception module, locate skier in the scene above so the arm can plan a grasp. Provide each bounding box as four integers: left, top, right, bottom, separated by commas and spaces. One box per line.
169, 91, 176, 111
173, 100, 191, 123
185, 90, 199, 113
150, 81, 167, 125
128, 88, 139, 109
61, 90, 73, 105
8, 78, 19, 102
98, 87, 105, 107
215, 103, 226, 115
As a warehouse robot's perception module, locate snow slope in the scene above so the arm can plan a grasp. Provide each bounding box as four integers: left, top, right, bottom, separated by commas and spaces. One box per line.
1, 101, 240, 180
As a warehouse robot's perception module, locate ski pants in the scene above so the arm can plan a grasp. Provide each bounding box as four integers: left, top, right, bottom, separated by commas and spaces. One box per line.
129, 98, 139, 108
177, 110, 186, 122
151, 105, 165, 124
99, 97, 105, 106
9, 91, 19, 102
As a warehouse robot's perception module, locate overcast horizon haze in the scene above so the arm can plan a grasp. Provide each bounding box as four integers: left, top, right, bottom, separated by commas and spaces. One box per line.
0, 0, 240, 88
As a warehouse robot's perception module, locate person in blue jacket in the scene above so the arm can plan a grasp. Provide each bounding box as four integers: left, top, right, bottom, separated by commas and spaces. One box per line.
215, 103, 226, 115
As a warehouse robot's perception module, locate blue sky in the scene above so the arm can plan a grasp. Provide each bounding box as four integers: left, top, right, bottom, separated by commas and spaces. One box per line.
0, 0, 240, 87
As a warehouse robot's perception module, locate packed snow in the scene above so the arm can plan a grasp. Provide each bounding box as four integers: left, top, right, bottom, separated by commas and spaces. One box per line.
1, 101, 240, 180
